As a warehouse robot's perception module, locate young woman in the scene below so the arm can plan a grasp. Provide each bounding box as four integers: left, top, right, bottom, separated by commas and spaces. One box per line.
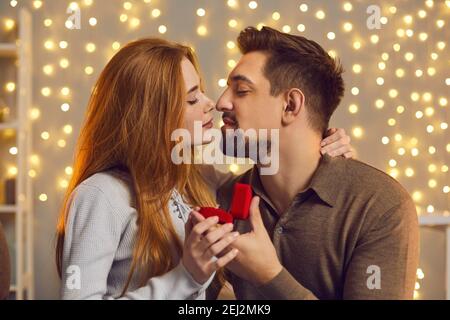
55, 38, 352, 299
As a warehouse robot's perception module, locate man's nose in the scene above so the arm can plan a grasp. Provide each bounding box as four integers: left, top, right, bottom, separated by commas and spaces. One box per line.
216, 91, 233, 112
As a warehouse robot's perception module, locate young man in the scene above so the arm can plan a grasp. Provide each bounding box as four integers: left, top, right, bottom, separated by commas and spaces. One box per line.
207, 27, 419, 300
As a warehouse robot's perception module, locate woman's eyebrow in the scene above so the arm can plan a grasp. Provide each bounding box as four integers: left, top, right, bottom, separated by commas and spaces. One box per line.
187, 85, 199, 94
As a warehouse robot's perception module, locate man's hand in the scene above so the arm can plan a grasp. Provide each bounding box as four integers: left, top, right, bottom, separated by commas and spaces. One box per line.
226, 197, 283, 286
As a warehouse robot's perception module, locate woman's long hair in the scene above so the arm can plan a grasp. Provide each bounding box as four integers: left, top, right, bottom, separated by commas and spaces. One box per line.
55, 38, 217, 294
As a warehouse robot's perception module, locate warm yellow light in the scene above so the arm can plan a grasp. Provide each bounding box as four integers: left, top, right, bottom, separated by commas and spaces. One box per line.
376, 77, 384, 86
425, 0, 434, 8
41, 131, 50, 140
59, 41, 68, 49
352, 64, 361, 74
58, 139, 66, 148
370, 35, 379, 44
158, 25, 167, 34
388, 118, 396, 126
425, 107, 434, 117
443, 186, 450, 194
412, 191, 422, 202
415, 111, 424, 119
228, 19, 238, 28
397, 147, 406, 156
394, 134, 402, 142
272, 12, 280, 21
63, 125, 73, 134
5, 82, 15, 92
197, 25, 207, 36
411, 92, 420, 102
428, 164, 437, 173
59, 179, 69, 189
419, 33, 428, 41
352, 127, 363, 138
388, 168, 399, 179
39, 194, 48, 202
427, 205, 434, 214
343, 22, 353, 32
436, 20, 445, 28
61, 87, 70, 96
393, 43, 401, 51
381, 137, 390, 145
415, 69, 423, 77
299, 4, 308, 12
395, 68, 405, 78
315, 10, 325, 20
41, 87, 51, 97
129, 18, 140, 28
61, 103, 70, 112
227, 59, 236, 68
112, 41, 121, 50
229, 164, 239, 173
351, 87, 359, 96
227, 0, 237, 8
120, 14, 128, 22
43, 19, 52, 27
297, 24, 306, 32
404, 52, 414, 61
123, 2, 132, 10
348, 104, 358, 114
30, 155, 40, 166
378, 62, 385, 70
44, 40, 55, 50
411, 148, 419, 157
327, 32, 336, 40
353, 41, 361, 50
389, 89, 398, 98
429, 146, 437, 154
4, 18, 16, 31
196, 8, 206, 17
218, 79, 227, 88
282, 25, 291, 33
227, 41, 236, 49
60, 58, 70, 69
248, 1, 258, 10
33, 0, 43, 9
89, 17, 97, 26
428, 179, 437, 188
28, 170, 36, 178
151, 9, 161, 18
343, 2, 353, 11
405, 168, 414, 177
418, 10, 427, 18
65, 166, 74, 175
437, 42, 446, 50
389, 159, 397, 167
375, 99, 384, 109
9, 147, 18, 155
396, 106, 405, 114
84, 66, 94, 75
30, 108, 40, 120
427, 67, 436, 76
439, 98, 448, 107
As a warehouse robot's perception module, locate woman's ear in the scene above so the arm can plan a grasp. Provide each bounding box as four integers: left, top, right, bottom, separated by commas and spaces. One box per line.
281, 88, 305, 126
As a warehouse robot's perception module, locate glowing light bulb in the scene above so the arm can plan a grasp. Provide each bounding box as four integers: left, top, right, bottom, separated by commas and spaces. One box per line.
315, 10, 325, 20
196, 8, 206, 17
248, 1, 258, 10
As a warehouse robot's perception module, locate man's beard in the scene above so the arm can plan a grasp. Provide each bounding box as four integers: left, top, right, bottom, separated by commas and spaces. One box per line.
220, 112, 272, 162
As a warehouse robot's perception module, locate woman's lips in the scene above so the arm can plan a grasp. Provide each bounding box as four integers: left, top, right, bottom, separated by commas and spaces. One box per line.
202, 118, 214, 129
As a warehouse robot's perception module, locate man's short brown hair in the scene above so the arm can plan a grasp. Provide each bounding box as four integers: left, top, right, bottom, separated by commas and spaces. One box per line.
237, 26, 345, 134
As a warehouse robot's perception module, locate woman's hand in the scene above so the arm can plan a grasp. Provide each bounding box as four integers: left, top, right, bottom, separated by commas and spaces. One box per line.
182, 210, 239, 284
320, 128, 354, 158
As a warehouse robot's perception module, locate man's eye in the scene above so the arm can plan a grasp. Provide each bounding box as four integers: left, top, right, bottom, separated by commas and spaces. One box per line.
188, 99, 199, 105
236, 90, 249, 96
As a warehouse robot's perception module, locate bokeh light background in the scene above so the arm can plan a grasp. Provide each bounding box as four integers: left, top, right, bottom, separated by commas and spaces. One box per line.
0, 0, 448, 299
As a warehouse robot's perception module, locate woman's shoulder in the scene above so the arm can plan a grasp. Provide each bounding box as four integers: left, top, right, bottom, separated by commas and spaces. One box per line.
74, 169, 136, 213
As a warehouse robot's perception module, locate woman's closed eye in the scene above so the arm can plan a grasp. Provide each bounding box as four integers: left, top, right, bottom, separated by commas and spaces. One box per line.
187, 98, 199, 105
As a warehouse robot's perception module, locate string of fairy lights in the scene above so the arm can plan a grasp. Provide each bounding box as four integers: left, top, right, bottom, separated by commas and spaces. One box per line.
0, 0, 449, 299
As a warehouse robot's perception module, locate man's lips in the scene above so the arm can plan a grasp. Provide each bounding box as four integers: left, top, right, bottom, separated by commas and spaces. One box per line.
222, 116, 237, 128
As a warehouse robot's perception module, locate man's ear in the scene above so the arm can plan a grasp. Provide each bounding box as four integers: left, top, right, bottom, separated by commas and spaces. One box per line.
281, 88, 305, 126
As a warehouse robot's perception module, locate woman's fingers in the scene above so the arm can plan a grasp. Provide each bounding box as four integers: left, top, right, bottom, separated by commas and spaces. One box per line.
321, 128, 345, 146
321, 135, 351, 156
190, 215, 219, 243
203, 231, 239, 260
214, 248, 239, 269
196, 223, 233, 251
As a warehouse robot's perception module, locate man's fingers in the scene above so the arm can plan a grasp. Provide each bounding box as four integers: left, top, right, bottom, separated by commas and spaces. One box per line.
249, 196, 263, 233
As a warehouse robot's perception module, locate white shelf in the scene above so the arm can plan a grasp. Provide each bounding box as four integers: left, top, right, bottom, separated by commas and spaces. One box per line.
420, 215, 450, 226
0, 121, 18, 130
0, 205, 17, 213
0, 43, 17, 57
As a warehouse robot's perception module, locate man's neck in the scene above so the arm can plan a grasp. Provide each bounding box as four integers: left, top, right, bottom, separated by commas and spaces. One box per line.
258, 132, 322, 215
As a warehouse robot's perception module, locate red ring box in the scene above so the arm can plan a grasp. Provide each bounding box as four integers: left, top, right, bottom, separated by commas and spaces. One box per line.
199, 183, 252, 223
